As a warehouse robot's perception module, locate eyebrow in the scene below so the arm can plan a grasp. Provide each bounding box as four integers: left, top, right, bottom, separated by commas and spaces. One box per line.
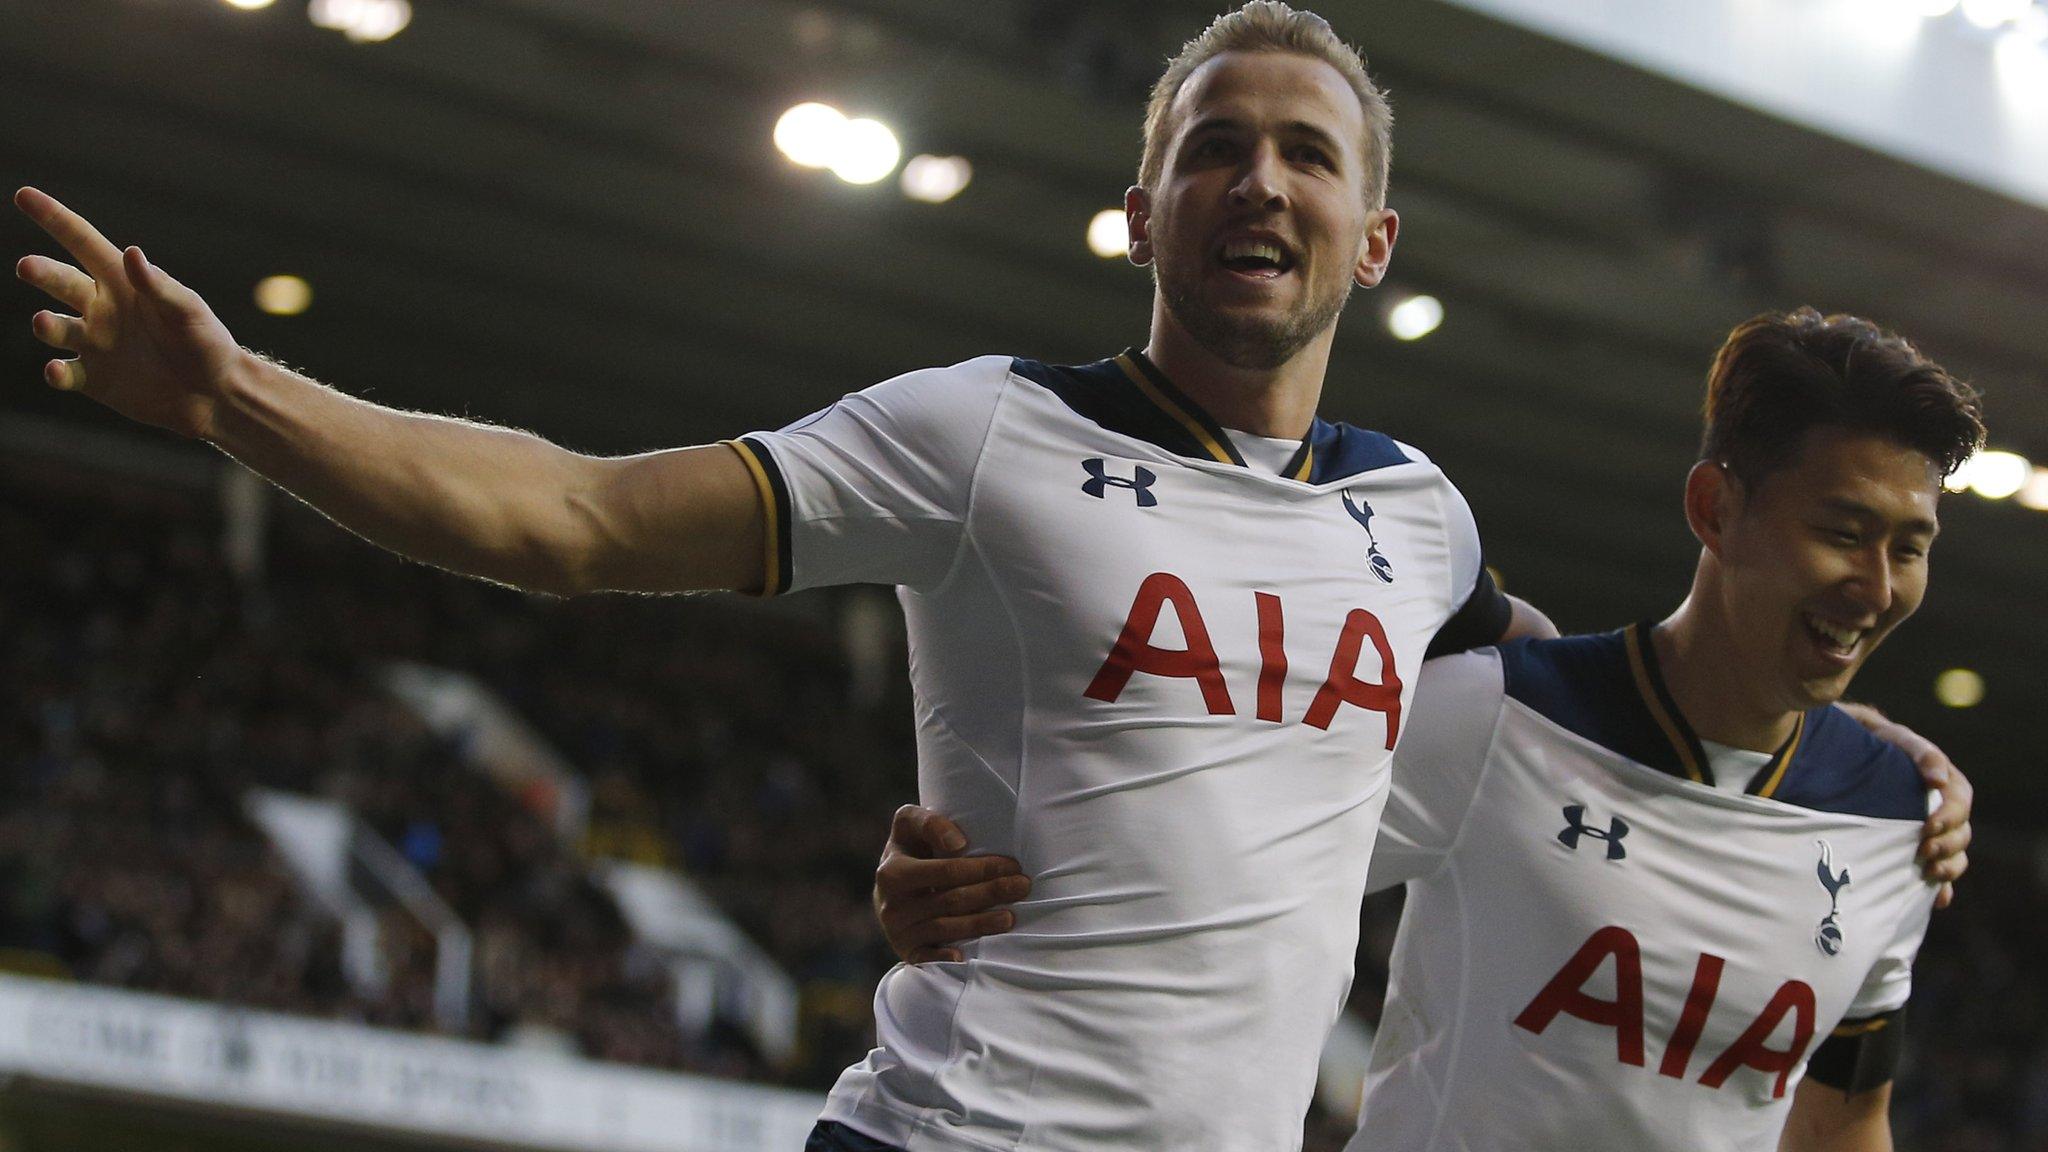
1183, 117, 1346, 158
1821, 497, 1940, 538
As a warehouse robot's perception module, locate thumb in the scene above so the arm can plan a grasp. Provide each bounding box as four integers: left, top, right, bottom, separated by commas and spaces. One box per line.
124, 246, 199, 316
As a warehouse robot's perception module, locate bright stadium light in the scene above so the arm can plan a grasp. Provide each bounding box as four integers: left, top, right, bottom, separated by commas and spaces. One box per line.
1934, 668, 1985, 709
254, 275, 312, 316
900, 155, 972, 203
1908, 0, 1962, 16
830, 118, 901, 185
1963, 449, 2032, 499
1386, 294, 1444, 341
774, 103, 847, 169
221, 0, 277, 9
2015, 466, 2048, 511
1994, 22, 2048, 100
1962, 0, 2031, 28
308, 0, 412, 42
2019, 3, 2048, 41
1086, 209, 1128, 258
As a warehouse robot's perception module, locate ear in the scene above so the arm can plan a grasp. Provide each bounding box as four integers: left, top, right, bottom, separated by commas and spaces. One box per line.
1684, 460, 1736, 555
1353, 207, 1399, 288
1125, 185, 1153, 267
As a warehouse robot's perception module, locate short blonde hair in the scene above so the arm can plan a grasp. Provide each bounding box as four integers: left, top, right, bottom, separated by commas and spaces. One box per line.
1139, 2, 1393, 209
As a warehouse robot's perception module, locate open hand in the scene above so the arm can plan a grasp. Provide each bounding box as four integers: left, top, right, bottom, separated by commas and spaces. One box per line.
15, 187, 242, 440
873, 805, 1031, 964
1837, 701, 1971, 908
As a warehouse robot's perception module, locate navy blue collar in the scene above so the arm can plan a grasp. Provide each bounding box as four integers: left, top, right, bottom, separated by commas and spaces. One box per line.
1007, 350, 1411, 484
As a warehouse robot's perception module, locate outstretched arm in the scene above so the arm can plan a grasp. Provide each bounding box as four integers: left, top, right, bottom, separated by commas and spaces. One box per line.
14, 187, 762, 596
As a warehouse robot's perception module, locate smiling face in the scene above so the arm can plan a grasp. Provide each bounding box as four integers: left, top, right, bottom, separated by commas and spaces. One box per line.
1131, 50, 1394, 370
1709, 428, 1942, 711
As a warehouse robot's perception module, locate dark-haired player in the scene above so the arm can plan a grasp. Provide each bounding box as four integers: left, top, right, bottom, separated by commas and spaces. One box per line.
877, 309, 1983, 1150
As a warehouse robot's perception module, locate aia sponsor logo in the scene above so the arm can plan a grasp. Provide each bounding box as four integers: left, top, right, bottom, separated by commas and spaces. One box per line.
1083, 573, 1403, 744
1515, 926, 1816, 1099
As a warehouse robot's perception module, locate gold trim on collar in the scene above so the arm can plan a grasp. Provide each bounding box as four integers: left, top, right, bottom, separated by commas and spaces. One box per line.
1113, 353, 1236, 465
1624, 624, 1705, 784
1289, 443, 1315, 482
1751, 713, 1807, 799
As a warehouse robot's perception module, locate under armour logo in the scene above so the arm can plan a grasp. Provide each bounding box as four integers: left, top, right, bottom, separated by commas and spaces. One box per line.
1814, 840, 1851, 957
1341, 490, 1396, 584
1558, 804, 1629, 860
1082, 458, 1158, 507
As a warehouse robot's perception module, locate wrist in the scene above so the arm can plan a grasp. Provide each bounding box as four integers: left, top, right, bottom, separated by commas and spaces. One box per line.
202, 347, 271, 447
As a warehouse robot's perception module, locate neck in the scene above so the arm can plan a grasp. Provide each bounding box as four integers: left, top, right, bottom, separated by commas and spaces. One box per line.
1142, 302, 1332, 438
1654, 569, 1799, 753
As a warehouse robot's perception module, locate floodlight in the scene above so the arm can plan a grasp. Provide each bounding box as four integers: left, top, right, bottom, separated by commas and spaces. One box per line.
254, 276, 312, 316
830, 118, 901, 185
1934, 668, 1985, 709
1086, 209, 1127, 258
901, 155, 972, 203
1386, 294, 1444, 341
774, 103, 847, 169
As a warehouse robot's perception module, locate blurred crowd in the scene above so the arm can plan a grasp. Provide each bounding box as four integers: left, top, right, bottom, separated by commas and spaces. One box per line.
0, 455, 2041, 1146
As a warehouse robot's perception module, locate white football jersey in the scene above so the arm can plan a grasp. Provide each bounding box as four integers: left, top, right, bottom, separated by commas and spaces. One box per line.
1351, 629, 1937, 1152
731, 351, 1497, 1151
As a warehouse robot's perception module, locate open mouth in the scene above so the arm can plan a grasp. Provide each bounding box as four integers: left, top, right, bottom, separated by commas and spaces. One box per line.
1802, 613, 1867, 660
1217, 237, 1296, 280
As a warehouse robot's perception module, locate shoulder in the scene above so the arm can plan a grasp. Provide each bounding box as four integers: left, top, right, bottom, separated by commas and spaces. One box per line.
1773, 707, 1927, 821
1307, 421, 1421, 481
855, 354, 1016, 407
772, 355, 1015, 442
1491, 629, 1676, 766
1496, 630, 1634, 715
1417, 647, 1508, 700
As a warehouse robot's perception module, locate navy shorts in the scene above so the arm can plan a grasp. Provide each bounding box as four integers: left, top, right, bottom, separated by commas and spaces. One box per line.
805, 1120, 905, 1152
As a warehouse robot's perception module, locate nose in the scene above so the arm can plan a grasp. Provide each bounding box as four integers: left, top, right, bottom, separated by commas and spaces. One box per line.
1842, 547, 1895, 618
1229, 142, 1288, 211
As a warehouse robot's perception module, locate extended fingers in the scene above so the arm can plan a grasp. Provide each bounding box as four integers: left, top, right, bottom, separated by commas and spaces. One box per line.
16, 254, 95, 312
890, 804, 966, 858
44, 359, 84, 392
880, 853, 1023, 900
893, 908, 1019, 956
31, 310, 85, 352
15, 187, 125, 281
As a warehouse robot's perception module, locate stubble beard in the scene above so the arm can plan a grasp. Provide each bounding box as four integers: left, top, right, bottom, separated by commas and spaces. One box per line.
1155, 252, 1353, 371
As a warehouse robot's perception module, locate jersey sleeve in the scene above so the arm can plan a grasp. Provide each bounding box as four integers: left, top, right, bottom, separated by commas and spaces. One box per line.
1425, 481, 1510, 657
1366, 649, 1508, 894
727, 356, 1011, 595
1806, 877, 1937, 1091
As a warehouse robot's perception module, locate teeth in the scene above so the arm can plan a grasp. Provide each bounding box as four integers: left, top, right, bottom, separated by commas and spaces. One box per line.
1223, 240, 1285, 265
1805, 615, 1864, 651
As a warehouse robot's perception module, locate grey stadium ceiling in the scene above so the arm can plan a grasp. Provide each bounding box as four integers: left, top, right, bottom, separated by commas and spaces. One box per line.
4, 0, 2046, 821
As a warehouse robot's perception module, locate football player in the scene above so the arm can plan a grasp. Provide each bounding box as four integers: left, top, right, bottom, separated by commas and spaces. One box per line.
874, 307, 1984, 1150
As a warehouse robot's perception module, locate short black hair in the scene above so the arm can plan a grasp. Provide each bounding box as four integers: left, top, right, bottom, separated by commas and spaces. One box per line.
1700, 307, 1985, 489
